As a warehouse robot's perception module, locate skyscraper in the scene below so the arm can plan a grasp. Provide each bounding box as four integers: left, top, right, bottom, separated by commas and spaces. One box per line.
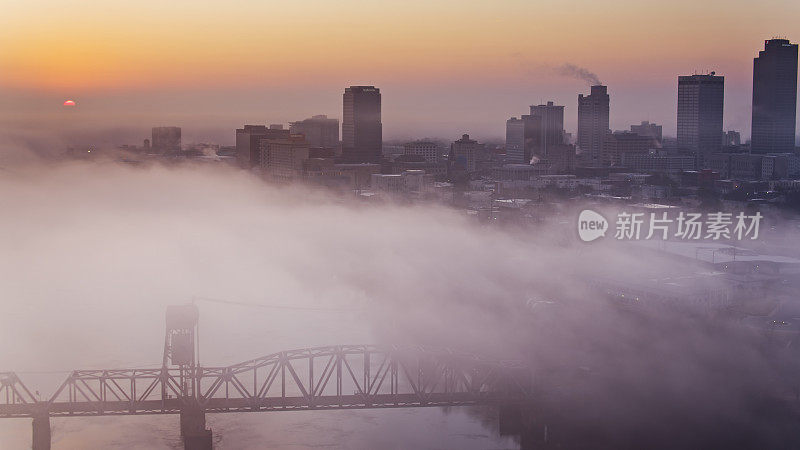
577, 85, 610, 165
505, 102, 564, 164
751, 39, 798, 154
342, 86, 382, 163
677, 74, 724, 168
529, 101, 565, 157
505, 115, 539, 164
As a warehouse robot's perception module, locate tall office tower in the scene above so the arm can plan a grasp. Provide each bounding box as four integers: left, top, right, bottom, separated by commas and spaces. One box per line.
151, 127, 181, 153
677, 74, 724, 168
577, 85, 610, 165
235, 125, 290, 168
630, 121, 663, 144
289, 115, 339, 151
751, 39, 798, 154
505, 116, 526, 164
505, 115, 540, 164
342, 86, 382, 163
529, 101, 565, 157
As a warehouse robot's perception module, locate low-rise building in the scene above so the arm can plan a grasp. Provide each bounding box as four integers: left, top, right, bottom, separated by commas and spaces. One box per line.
303, 160, 380, 190
370, 174, 405, 193
730, 154, 765, 180
621, 151, 696, 174
532, 174, 578, 190
603, 131, 655, 166
403, 141, 441, 163
630, 121, 663, 144
392, 155, 447, 178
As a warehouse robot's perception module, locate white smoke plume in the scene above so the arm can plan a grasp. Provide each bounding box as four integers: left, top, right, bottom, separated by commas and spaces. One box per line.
556, 63, 602, 86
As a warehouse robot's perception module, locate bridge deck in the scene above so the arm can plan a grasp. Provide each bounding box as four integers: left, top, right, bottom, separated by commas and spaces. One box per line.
0, 393, 514, 417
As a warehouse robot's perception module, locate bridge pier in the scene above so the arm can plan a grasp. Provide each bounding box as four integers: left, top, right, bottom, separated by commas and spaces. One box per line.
498, 405, 524, 436
180, 407, 212, 450
32, 413, 51, 450
519, 424, 550, 450
499, 405, 551, 449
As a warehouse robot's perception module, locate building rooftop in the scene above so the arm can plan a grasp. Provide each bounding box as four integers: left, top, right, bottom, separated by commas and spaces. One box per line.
632, 240, 800, 268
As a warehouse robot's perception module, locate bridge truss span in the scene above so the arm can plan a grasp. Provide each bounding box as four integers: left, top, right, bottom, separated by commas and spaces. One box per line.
197, 344, 531, 413
1, 306, 535, 450
1, 345, 532, 418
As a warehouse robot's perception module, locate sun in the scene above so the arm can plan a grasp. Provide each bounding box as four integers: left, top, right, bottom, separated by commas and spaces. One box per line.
63, 100, 76, 106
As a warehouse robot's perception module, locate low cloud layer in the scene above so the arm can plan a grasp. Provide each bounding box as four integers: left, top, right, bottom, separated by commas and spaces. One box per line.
0, 159, 797, 448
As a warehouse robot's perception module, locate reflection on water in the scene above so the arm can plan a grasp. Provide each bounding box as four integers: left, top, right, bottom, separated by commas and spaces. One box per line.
0, 406, 517, 449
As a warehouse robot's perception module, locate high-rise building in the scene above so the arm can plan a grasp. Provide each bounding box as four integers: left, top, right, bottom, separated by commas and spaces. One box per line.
505, 102, 564, 165
630, 121, 663, 144
289, 115, 339, 152
529, 101, 565, 157
751, 39, 798, 154
577, 85, 610, 165
151, 127, 181, 153
342, 86, 382, 163
235, 125, 290, 168
677, 74, 724, 168
505, 115, 538, 164
505, 116, 526, 164
259, 134, 309, 180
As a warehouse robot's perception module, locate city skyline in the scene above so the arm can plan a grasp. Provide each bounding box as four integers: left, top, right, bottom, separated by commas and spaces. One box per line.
3, 3, 800, 448
1, 1, 798, 141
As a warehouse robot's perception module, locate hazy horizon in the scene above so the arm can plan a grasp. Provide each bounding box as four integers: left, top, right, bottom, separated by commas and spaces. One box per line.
2, 0, 799, 143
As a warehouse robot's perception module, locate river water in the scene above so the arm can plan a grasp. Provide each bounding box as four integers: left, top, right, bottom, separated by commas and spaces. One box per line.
0, 163, 526, 449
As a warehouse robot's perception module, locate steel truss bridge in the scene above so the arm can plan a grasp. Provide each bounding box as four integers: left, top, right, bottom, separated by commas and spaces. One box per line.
0, 307, 535, 449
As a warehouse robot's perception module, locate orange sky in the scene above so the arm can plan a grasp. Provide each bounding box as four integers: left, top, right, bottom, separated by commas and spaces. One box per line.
1, 0, 798, 139
3, 0, 797, 90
